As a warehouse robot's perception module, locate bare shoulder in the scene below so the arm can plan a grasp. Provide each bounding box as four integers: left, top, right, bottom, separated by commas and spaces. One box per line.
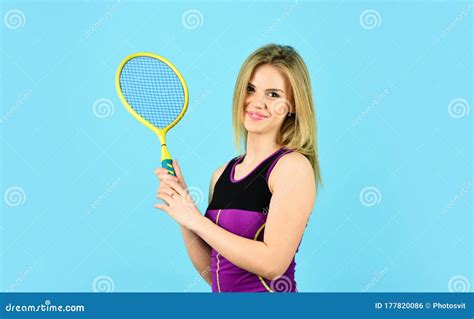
211, 162, 227, 183
208, 162, 228, 203
268, 151, 315, 193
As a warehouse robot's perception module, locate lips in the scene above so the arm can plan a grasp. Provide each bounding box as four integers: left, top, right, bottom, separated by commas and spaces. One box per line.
246, 111, 268, 121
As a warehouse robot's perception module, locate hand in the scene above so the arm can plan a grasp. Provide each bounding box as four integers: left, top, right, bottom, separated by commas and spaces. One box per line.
154, 159, 203, 230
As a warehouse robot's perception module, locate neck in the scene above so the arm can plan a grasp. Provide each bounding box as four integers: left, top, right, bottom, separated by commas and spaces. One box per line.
243, 132, 282, 165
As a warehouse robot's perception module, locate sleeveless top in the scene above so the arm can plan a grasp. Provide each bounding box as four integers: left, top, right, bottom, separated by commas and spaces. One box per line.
204, 147, 298, 292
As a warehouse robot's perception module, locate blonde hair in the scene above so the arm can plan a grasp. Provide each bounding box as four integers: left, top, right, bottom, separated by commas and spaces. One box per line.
232, 44, 322, 186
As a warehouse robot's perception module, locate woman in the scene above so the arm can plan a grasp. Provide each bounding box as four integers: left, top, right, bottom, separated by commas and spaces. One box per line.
154, 44, 321, 292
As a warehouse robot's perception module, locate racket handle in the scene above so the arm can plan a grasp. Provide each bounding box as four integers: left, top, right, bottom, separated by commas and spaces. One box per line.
161, 144, 176, 176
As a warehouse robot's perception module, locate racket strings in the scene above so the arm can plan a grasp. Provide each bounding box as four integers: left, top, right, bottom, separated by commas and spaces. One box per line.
119, 57, 185, 129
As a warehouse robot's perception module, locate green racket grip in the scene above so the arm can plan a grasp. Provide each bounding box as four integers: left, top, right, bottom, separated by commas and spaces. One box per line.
161, 144, 176, 176
161, 159, 175, 176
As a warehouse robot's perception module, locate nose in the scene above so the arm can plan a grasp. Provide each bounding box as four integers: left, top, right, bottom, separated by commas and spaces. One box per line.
248, 92, 266, 109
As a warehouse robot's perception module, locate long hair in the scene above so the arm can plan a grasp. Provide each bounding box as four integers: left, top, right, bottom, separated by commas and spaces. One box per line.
232, 44, 322, 186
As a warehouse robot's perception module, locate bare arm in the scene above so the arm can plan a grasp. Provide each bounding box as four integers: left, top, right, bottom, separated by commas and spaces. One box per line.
180, 227, 212, 285
156, 161, 226, 286
190, 153, 316, 280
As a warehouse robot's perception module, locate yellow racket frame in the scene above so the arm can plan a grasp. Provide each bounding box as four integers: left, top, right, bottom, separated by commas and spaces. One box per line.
115, 52, 189, 176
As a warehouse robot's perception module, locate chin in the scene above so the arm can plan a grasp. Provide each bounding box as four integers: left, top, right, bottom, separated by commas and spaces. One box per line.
243, 124, 262, 134
243, 120, 270, 134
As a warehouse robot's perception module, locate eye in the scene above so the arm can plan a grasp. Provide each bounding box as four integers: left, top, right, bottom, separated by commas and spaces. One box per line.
267, 91, 280, 98
246, 85, 255, 93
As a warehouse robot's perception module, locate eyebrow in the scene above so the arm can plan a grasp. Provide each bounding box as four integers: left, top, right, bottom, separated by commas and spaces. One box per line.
248, 82, 285, 93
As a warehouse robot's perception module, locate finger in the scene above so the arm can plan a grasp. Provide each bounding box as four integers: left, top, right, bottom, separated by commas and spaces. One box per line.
157, 192, 173, 204
157, 186, 170, 197
157, 188, 174, 197
155, 168, 168, 175
173, 159, 186, 185
162, 179, 185, 196
154, 203, 169, 212
157, 185, 177, 198
157, 173, 179, 183
156, 171, 175, 182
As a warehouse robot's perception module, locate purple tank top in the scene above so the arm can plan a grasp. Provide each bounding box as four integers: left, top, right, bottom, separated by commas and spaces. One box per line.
204, 147, 298, 292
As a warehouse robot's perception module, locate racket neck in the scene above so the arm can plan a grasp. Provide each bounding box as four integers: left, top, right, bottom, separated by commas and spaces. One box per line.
157, 132, 175, 176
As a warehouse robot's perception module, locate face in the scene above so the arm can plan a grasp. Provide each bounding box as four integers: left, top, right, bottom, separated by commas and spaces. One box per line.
243, 63, 293, 135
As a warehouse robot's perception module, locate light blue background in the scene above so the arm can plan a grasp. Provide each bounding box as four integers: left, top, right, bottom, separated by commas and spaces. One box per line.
1, 0, 472, 293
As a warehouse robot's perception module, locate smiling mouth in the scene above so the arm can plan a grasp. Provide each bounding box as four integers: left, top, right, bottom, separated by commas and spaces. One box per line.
246, 111, 268, 121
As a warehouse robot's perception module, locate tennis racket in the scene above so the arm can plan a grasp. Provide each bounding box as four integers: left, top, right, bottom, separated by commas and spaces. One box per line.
115, 52, 189, 176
